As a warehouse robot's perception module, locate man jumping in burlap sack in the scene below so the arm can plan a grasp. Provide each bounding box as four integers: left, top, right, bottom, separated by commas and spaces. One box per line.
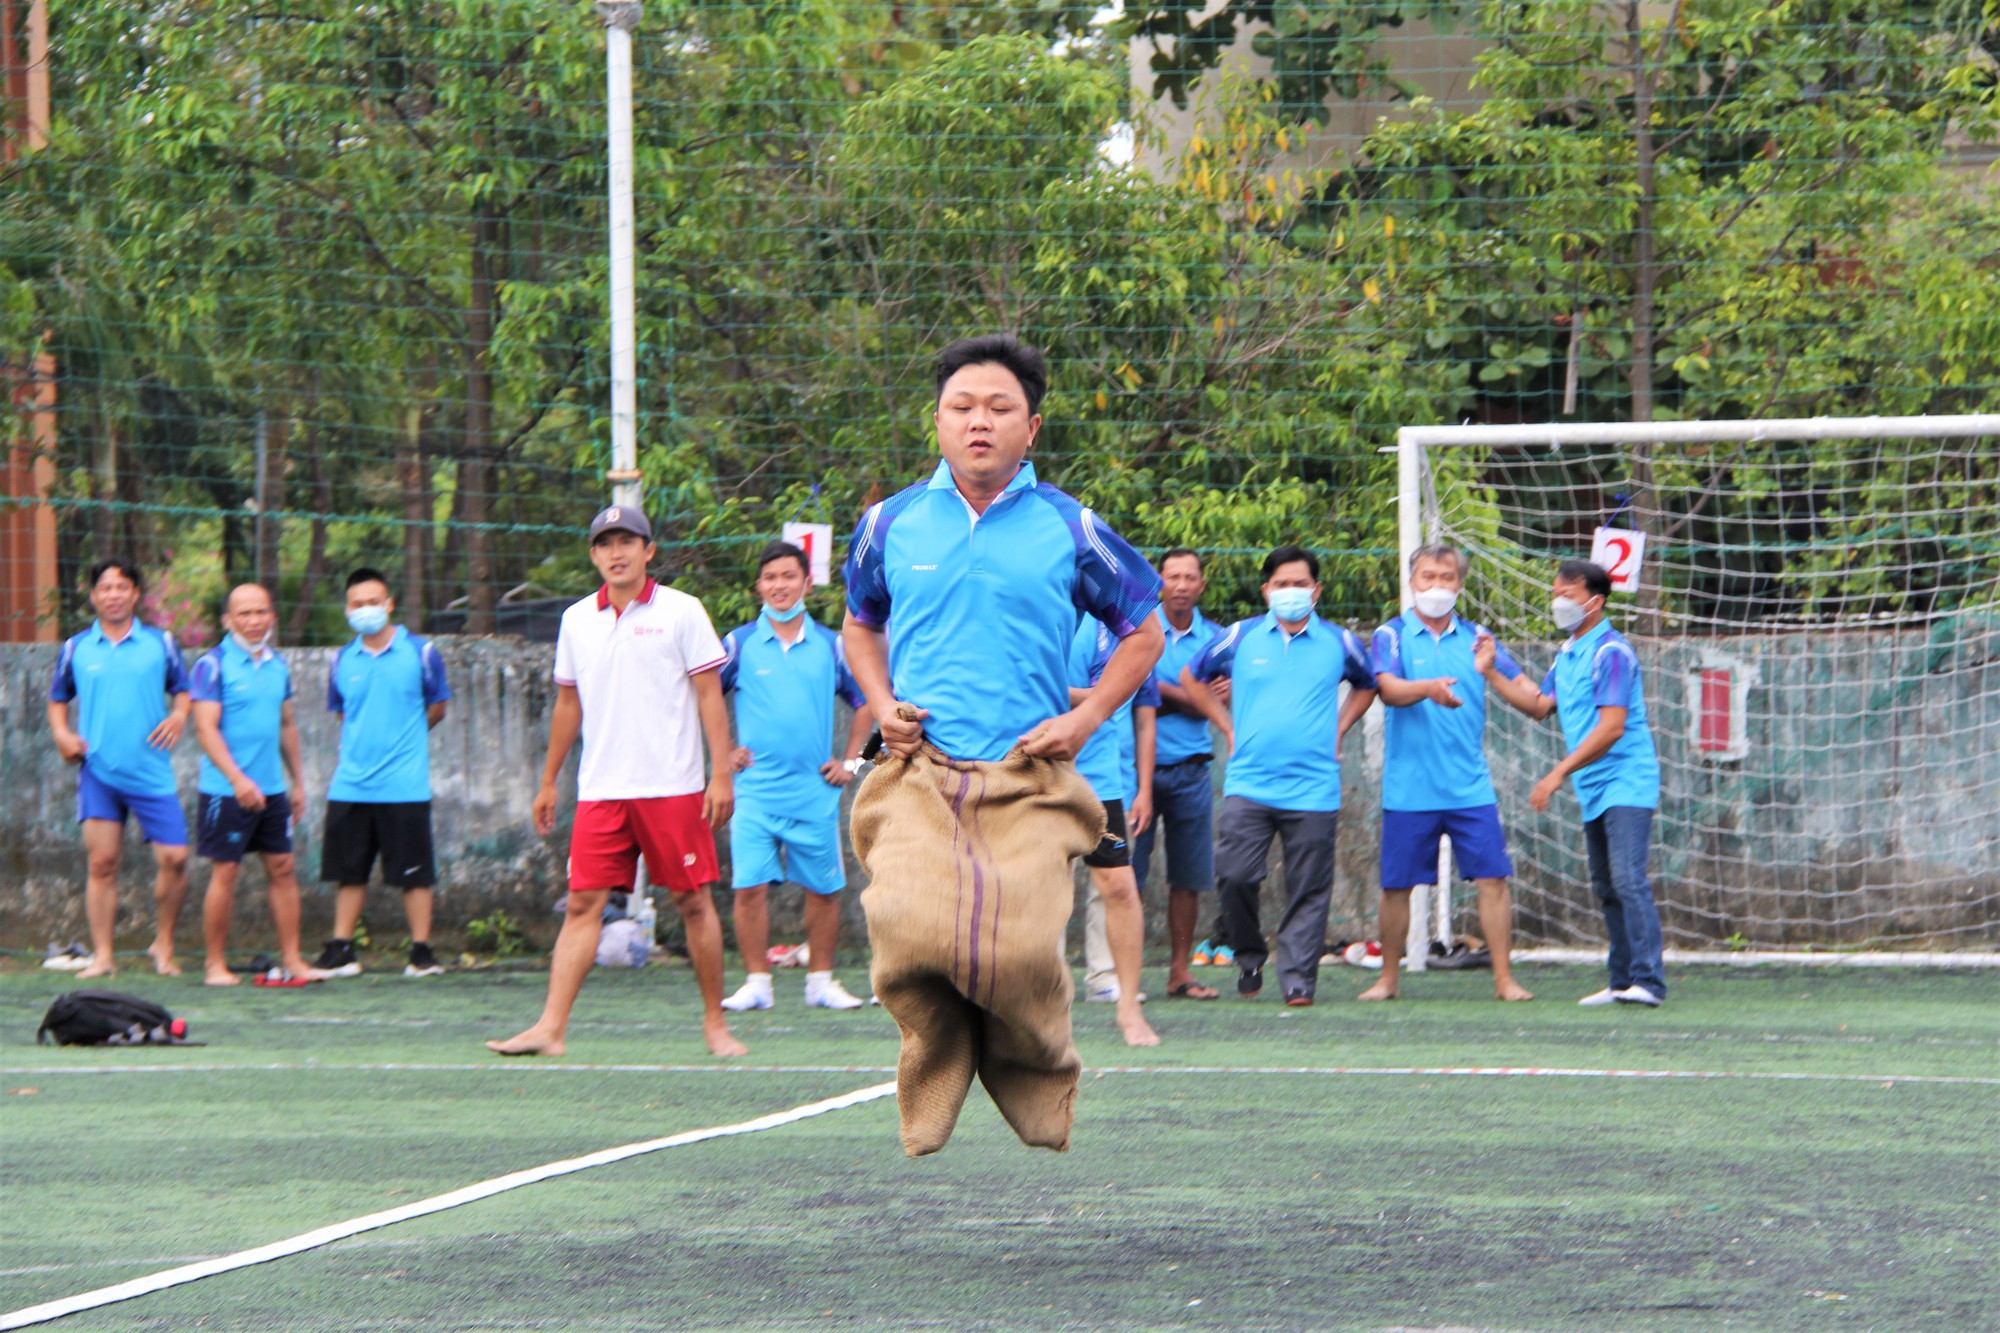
841, 335, 1165, 1157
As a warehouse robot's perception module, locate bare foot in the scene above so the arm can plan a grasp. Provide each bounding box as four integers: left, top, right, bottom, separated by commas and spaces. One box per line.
77, 959, 117, 980
1356, 980, 1398, 1002
705, 1022, 748, 1058
1495, 981, 1535, 1001
148, 944, 182, 977
1116, 1007, 1161, 1048
205, 965, 241, 987
486, 1029, 564, 1057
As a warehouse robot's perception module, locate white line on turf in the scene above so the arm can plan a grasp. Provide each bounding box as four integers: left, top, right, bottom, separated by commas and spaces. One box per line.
0, 1080, 896, 1332
7, 1062, 1998, 1085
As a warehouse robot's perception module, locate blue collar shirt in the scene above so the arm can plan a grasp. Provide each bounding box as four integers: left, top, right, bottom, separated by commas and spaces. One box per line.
720, 615, 867, 820
1371, 609, 1523, 812
1068, 615, 1160, 804
48, 620, 190, 797
1194, 612, 1375, 813
188, 638, 293, 797
1150, 605, 1225, 766
843, 459, 1162, 763
326, 627, 452, 803
1539, 619, 1660, 819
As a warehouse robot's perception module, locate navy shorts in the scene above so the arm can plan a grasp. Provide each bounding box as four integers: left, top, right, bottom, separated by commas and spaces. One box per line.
1132, 757, 1215, 892
196, 792, 294, 863
76, 766, 188, 846
1380, 804, 1514, 889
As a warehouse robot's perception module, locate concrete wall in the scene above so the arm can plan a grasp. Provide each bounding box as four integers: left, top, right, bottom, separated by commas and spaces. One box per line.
5, 623, 1993, 956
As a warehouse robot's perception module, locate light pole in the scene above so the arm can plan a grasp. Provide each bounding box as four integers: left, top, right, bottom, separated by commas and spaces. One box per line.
597, 1, 642, 512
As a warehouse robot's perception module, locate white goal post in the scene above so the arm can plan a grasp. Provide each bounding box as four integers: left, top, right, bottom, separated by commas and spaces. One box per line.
1392, 413, 2000, 962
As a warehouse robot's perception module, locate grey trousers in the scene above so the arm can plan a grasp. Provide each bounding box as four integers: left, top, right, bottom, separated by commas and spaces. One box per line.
1213, 795, 1339, 997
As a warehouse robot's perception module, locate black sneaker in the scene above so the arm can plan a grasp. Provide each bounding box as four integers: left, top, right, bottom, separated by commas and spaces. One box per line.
404, 942, 445, 978
1238, 967, 1263, 998
312, 939, 362, 978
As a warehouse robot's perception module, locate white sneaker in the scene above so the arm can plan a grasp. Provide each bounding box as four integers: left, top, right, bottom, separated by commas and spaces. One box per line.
1612, 985, 1663, 1007
1577, 988, 1620, 1007
721, 977, 774, 1011
1084, 980, 1120, 1003
805, 976, 866, 1010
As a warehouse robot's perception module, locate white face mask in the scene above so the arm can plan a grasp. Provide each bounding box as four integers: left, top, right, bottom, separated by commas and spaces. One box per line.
1551, 594, 1596, 632
230, 629, 272, 655
1412, 587, 1458, 620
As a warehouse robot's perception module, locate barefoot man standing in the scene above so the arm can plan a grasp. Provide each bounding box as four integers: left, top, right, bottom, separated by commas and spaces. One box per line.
488, 505, 746, 1059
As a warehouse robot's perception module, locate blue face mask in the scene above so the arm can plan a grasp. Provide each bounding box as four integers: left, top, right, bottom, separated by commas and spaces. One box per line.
1267, 587, 1316, 623
763, 600, 807, 624
346, 605, 390, 637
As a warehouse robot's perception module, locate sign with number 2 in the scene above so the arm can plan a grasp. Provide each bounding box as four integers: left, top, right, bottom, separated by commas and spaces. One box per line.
1590, 526, 1646, 593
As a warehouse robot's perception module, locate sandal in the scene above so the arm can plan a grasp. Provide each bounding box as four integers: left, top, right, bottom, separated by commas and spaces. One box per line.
1166, 980, 1219, 1000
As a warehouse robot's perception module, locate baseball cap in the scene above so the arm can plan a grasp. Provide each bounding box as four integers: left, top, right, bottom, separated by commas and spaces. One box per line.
588, 505, 651, 543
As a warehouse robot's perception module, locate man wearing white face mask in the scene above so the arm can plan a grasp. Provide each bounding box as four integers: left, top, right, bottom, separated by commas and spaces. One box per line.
1481, 558, 1665, 1007
314, 567, 453, 979
1187, 546, 1377, 1004
190, 584, 323, 985
1362, 544, 1534, 1003
716, 541, 873, 1012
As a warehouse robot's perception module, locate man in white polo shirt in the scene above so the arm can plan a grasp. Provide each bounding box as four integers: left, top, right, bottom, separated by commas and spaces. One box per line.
487, 505, 745, 1058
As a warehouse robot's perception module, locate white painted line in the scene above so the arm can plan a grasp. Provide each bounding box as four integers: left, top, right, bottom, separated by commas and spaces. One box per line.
1515, 947, 2000, 969
8, 1063, 1996, 1086
0, 1080, 896, 1331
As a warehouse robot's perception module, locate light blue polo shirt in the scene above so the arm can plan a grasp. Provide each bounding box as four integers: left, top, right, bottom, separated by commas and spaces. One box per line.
843, 459, 1162, 763
188, 638, 294, 797
326, 627, 451, 803
48, 621, 189, 797
1068, 616, 1161, 805
1194, 612, 1376, 813
1371, 609, 1523, 812
1151, 606, 1225, 766
1539, 619, 1660, 820
720, 614, 867, 822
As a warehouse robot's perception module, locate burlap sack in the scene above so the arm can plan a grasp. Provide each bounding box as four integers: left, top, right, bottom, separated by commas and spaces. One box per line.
851, 741, 1104, 1157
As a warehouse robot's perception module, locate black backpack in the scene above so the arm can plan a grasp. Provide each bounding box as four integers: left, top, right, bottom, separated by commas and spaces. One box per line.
37, 990, 201, 1046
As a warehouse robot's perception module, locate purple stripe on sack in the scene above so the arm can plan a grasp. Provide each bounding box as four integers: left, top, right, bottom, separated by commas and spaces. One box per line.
950, 767, 972, 990
976, 768, 1002, 1007
962, 770, 987, 1003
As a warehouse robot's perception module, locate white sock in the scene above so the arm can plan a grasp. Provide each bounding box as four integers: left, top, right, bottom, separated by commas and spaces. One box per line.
805, 970, 832, 991
743, 972, 773, 995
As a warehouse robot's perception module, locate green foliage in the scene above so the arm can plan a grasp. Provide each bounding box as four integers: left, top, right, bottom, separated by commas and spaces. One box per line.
463, 910, 533, 958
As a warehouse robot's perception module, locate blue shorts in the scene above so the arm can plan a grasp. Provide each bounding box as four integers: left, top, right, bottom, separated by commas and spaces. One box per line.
1381, 804, 1513, 889
1132, 756, 1216, 893
76, 766, 189, 847
728, 807, 845, 895
196, 792, 294, 863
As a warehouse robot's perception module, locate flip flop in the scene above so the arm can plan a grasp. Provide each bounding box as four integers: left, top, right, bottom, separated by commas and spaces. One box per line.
1166, 980, 1219, 1000
252, 968, 320, 988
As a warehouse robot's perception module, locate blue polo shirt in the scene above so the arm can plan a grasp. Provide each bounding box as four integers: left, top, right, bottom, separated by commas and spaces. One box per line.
1194, 612, 1375, 812
326, 627, 451, 803
1371, 609, 1523, 812
1151, 606, 1225, 766
48, 621, 190, 797
720, 615, 867, 822
1539, 619, 1660, 819
1068, 616, 1161, 805
188, 639, 294, 797
843, 459, 1162, 763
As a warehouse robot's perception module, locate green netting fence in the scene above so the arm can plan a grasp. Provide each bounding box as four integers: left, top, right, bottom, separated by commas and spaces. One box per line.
4, 0, 2000, 649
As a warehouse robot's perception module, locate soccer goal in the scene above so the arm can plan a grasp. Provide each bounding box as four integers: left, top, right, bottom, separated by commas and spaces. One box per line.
1393, 414, 2000, 959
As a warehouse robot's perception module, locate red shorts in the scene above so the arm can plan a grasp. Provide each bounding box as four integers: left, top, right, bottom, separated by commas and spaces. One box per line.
569, 794, 719, 894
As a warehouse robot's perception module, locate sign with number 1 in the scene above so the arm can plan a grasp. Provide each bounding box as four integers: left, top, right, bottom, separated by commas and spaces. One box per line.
1590, 526, 1646, 593
782, 522, 835, 586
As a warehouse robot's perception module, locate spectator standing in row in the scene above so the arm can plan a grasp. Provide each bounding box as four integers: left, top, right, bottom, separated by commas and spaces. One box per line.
1137, 548, 1228, 999
718, 541, 872, 1013
1361, 545, 1533, 1002
190, 583, 322, 985
45, 560, 192, 979
313, 569, 453, 979
489, 506, 745, 1058
1191, 546, 1376, 1005
1481, 559, 1665, 1006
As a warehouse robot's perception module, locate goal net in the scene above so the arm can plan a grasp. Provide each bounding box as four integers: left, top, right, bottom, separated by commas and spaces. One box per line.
1401, 416, 2000, 951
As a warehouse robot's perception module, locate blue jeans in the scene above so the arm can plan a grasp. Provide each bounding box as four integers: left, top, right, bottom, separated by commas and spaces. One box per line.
1583, 806, 1665, 998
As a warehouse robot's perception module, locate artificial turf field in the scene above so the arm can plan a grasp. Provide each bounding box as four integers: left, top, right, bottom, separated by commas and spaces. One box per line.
2, 960, 1995, 1331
